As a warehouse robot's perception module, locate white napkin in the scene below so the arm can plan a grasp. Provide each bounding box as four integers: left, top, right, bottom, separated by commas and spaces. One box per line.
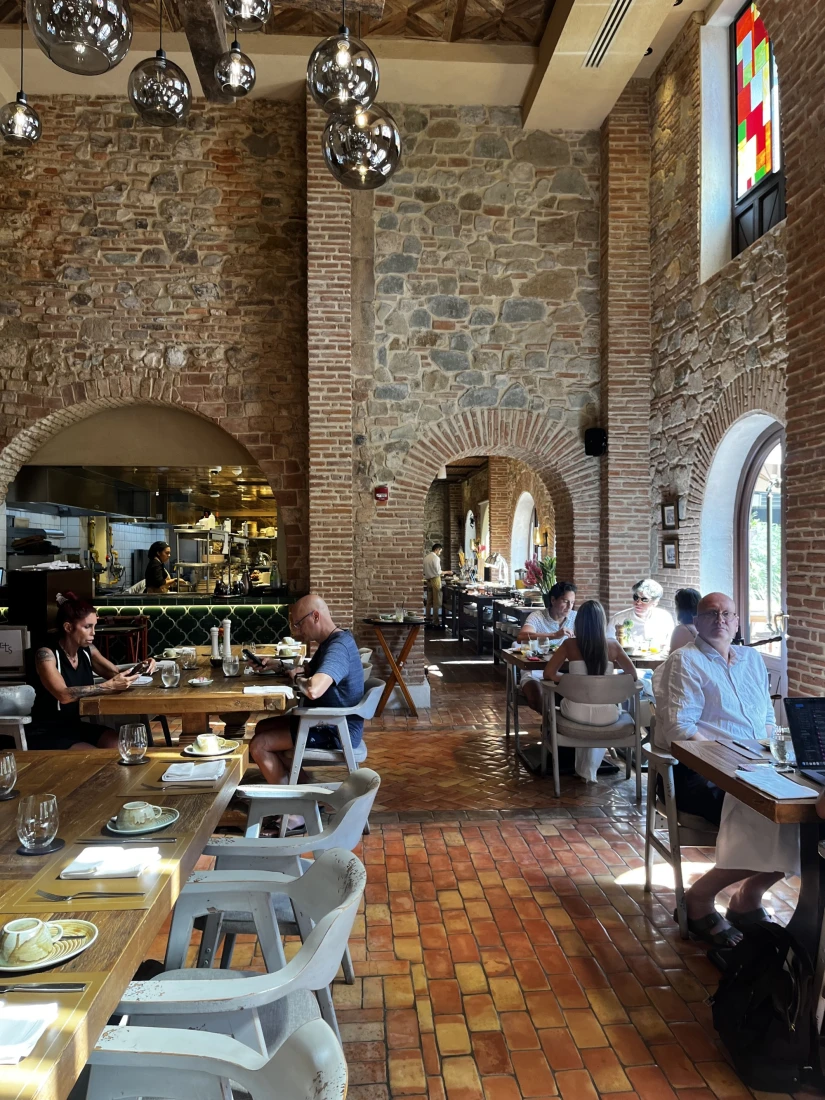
60, 846, 161, 879
161, 761, 227, 782
243, 685, 295, 697
132, 675, 153, 686
0, 1002, 59, 1064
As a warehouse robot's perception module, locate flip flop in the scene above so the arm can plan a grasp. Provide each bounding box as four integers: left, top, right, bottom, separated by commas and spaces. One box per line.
725, 906, 771, 930
677, 908, 742, 948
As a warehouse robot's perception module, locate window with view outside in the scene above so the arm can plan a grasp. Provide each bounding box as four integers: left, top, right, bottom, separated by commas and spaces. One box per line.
735, 2, 780, 200
747, 441, 782, 654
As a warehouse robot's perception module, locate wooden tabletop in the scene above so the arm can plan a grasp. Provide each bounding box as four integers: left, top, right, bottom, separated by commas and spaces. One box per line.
672, 739, 822, 824
0, 747, 246, 1100
500, 649, 553, 672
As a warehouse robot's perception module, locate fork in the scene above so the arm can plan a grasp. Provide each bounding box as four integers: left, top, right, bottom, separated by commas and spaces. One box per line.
35, 889, 145, 902
141, 784, 215, 791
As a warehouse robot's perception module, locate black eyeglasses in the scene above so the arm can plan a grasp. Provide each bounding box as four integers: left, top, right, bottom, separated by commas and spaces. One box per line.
633, 595, 652, 603
290, 610, 316, 630
696, 610, 738, 622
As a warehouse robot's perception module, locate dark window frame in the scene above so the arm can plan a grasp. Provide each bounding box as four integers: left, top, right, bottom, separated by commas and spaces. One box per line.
730, 0, 786, 257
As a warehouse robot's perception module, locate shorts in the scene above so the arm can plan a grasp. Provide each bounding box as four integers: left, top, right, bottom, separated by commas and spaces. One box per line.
288, 714, 342, 751
26, 721, 113, 751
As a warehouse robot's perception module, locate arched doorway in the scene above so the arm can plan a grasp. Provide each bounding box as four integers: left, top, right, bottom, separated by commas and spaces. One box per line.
735, 424, 784, 651
464, 509, 476, 561
510, 491, 537, 585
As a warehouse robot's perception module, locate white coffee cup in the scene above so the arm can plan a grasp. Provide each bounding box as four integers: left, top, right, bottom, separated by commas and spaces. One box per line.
195, 733, 221, 754
163, 648, 180, 658
116, 801, 164, 829
0, 918, 63, 965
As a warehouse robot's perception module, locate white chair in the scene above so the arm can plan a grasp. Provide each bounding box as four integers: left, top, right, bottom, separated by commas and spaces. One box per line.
86, 1017, 346, 1100
0, 684, 35, 750
540, 675, 644, 800
643, 744, 718, 938
288, 676, 384, 782
149, 848, 365, 1044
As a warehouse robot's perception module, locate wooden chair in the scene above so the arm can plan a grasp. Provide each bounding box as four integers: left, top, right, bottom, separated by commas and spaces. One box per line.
643, 744, 719, 938
0, 684, 35, 750
86, 1017, 346, 1100
539, 674, 644, 800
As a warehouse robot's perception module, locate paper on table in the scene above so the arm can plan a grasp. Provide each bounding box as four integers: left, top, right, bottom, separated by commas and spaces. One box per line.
60, 846, 161, 879
735, 768, 819, 800
161, 761, 227, 782
243, 685, 295, 697
0, 1001, 59, 1064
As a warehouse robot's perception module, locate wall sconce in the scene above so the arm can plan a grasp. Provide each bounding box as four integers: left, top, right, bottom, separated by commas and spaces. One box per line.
437, 465, 447, 480
532, 526, 541, 546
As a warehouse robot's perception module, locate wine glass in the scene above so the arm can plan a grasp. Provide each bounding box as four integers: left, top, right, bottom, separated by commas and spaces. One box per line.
161, 662, 181, 688
0, 751, 16, 800
222, 654, 240, 678
118, 724, 148, 765
17, 794, 58, 852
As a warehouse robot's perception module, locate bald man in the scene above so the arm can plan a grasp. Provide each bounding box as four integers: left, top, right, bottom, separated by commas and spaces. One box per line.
248, 595, 365, 785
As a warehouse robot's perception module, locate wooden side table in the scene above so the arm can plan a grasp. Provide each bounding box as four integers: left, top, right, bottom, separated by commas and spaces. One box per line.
363, 618, 424, 717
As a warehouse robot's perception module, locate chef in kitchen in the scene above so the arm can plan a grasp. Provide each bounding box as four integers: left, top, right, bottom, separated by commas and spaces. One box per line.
144, 541, 182, 594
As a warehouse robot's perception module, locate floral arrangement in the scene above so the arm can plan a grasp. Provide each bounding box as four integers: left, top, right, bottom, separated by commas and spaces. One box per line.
524, 555, 556, 593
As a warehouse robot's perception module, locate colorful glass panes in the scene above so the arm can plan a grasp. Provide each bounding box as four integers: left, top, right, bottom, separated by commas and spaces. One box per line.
735, 2, 777, 199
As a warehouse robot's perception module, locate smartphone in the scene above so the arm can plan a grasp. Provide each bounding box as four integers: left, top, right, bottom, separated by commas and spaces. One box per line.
125, 659, 151, 676
243, 648, 264, 666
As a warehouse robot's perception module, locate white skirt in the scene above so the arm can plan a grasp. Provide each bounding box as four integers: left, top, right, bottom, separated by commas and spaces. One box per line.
715, 794, 800, 876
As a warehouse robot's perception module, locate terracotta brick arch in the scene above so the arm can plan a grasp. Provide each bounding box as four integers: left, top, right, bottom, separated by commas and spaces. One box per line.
0, 379, 309, 590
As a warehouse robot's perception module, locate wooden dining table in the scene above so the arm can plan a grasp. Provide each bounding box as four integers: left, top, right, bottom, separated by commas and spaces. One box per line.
363, 618, 423, 717
0, 746, 246, 1100
79, 646, 297, 745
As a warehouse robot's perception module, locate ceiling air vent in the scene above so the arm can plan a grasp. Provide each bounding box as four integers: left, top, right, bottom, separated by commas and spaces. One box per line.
584, 0, 636, 68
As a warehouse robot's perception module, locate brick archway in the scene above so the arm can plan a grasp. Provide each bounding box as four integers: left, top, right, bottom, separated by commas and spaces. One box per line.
0, 382, 309, 590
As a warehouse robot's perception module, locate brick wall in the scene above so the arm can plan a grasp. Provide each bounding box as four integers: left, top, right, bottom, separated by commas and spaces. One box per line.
488, 456, 555, 577
599, 82, 652, 616
423, 481, 449, 551
0, 95, 309, 590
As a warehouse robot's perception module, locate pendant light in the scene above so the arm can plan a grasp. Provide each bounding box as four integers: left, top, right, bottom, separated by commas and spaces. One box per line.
322, 104, 402, 190
26, 0, 132, 76
307, 0, 378, 114
224, 0, 271, 33
128, 0, 191, 128
0, 7, 41, 148
214, 37, 256, 96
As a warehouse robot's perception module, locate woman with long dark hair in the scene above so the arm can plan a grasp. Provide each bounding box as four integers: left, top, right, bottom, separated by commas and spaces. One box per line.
145, 541, 174, 594
542, 599, 638, 781
30, 592, 148, 749
669, 587, 701, 652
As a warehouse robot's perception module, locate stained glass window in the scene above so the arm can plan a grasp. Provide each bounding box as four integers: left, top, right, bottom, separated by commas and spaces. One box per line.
735, 2, 780, 200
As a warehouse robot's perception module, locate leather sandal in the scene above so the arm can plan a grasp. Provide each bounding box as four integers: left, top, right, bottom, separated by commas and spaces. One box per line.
677, 908, 743, 947
725, 906, 771, 930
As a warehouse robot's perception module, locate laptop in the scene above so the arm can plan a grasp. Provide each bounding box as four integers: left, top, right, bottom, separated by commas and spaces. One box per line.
785, 698, 825, 784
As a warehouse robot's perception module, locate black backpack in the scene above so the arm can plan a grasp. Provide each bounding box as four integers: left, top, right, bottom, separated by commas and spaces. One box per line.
711, 922, 817, 1092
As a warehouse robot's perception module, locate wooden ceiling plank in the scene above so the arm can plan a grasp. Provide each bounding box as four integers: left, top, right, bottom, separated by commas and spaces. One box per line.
269, 0, 386, 18
170, 0, 231, 101
447, 0, 468, 40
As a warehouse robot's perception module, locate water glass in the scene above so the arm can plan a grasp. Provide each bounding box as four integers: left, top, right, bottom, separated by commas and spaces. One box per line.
16, 794, 58, 852
118, 723, 148, 764
0, 751, 16, 797
161, 662, 181, 688
180, 647, 198, 671
222, 654, 240, 678
769, 727, 796, 767
394, 606, 404, 622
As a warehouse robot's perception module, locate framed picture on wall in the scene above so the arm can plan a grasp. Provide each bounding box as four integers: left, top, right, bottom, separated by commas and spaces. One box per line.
661, 501, 679, 530
662, 538, 679, 569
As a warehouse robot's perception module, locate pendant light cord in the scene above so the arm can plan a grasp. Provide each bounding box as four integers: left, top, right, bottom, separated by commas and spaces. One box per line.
159, 0, 164, 51
19, 0, 24, 93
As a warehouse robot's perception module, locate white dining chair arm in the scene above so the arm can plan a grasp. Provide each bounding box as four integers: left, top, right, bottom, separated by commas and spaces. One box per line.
293, 705, 355, 718
643, 744, 680, 767
237, 785, 335, 802
203, 829, 337, 860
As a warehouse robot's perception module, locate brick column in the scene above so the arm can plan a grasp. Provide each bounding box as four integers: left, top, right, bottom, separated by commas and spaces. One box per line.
447, 482, 462, 572
487, 457, 511, 559
307, 103, 354, 625
599, 81, 652, 615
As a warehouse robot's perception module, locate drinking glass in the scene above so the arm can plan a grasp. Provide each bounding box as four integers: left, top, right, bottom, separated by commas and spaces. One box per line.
118, 723, 148, 764
17, 794, 58, 852
222, 654, 240, 678
180, 647, 198, 671
769, 727, 796, 767
0, 751, 16, 798
161, 662, 181, 688
394, 606, 404, 622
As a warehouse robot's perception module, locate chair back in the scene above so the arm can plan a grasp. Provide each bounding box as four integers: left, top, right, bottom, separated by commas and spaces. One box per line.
0, 684, 35, 716
325, 768, 381, 848
353, 678, 386, 720
547, 672, 639, 707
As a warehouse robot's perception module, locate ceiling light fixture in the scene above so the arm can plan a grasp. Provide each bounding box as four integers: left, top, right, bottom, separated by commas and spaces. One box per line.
307, 0, 379, 115
323, 103, 402, 190
224, 0, 271, 33
128, 0, 192, 127
26, 0, 132, 75
214, 37, 256, 96
0, 5, 41, 148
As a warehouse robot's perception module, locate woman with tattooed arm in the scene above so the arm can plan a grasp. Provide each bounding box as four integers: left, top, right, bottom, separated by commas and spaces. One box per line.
29, 592, 155, 750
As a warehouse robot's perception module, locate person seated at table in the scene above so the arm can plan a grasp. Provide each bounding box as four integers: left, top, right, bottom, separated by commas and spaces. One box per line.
247, 594, 365, 786
30, 592, 151, 750
607, 578, 674, 654
670, 587, 701, 652
654, 592, 796, 947
517, 581, 577, 644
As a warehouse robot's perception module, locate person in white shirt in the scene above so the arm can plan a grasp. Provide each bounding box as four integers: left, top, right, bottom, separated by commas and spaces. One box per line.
608, 578, 674, 653
485, 551, 508, 585
655, 591, 797, 947
517, 581, 577, 645
423, 543, 443, 627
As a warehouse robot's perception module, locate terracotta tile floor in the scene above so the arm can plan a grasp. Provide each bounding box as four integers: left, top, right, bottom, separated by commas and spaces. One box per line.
145, 638, 814, 1100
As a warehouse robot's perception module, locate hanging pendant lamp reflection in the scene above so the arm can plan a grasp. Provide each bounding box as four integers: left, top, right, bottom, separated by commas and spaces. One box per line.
0, 9, 41, 147
214, 38, 256, 96
307, 0, 378, 114
224, 0, 271, 32
128, 0, 191, 127
322, 104, 402, 190
26, 0, 132, 76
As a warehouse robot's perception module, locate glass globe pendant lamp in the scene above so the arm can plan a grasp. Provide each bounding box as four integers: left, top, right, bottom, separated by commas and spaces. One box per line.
128, 1, 191, 127
322, 104, 401, 190
1, 11, 41, 148
224, 0, 271, 33
26, 0, 132, 76
214, 38, 255, 96
307, 22, 378, 114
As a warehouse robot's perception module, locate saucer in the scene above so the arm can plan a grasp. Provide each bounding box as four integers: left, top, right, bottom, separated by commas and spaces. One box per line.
188, 678, 213, 687
107, 807, 180, 835
182, 739, 240, 758
0, 920, 98, 972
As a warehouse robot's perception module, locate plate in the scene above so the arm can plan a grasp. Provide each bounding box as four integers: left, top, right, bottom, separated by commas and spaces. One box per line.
0, 921, 98, 973
132, 675, 153, 687
188, 678, 214, 687
182, 740, 240, 758
106, 807, 180, 835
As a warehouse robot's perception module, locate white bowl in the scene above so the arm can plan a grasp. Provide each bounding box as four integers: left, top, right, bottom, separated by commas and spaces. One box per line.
188, 677, 214, 687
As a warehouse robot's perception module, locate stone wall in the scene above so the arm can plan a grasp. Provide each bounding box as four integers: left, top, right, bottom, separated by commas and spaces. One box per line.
0, 95, 309, 588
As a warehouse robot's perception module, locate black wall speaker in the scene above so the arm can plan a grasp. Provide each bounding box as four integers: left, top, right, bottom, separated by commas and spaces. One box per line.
584, 428, 607, 456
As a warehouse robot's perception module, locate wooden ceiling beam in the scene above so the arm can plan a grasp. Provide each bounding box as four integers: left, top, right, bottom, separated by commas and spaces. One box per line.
170, 0, 232, 102
271, 0, 387, 19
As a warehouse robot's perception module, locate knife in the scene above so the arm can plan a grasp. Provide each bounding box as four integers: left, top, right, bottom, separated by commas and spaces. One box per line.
0, 983, 87, 993
76, 838, 178, 844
